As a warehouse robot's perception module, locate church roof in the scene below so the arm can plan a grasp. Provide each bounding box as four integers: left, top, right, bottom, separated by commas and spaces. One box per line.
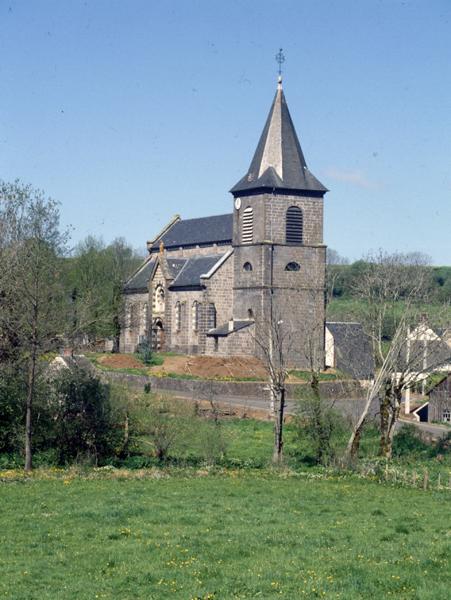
231, 81, 327, 196
206, 320, 254, 337
171, 254, 227, 289
150, 214, 233, 251
123, 258, 155, 293
166, 258, 187, 279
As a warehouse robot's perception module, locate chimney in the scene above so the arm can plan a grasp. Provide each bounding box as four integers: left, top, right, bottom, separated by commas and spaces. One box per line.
228, 319, 234, 332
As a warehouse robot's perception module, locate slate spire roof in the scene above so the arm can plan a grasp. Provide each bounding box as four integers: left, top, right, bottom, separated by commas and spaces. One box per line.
231, 79, 327, 196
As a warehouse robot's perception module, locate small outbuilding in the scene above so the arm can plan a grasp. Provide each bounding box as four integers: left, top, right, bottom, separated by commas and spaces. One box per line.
325, 321, 375, 381
428, 374, 451, 423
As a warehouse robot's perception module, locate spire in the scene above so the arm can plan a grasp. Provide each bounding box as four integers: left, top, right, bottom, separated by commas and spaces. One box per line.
230, 82, 327, 196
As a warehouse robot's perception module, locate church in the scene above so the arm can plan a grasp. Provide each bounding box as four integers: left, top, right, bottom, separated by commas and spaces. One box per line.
120, 75, 328, 369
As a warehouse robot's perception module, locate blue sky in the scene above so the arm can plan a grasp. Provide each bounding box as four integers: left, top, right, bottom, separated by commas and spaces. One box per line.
1, 0, 450, 263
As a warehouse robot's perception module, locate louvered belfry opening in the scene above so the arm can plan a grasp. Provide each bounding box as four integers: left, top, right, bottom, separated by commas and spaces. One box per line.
286, 206, 303, 244
242, 207, 254, 244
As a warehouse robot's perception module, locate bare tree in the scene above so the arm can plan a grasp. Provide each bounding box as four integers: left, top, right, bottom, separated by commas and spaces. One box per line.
346, 306, 451, 461
351, 249, 431, 365
0, 181, 68, 471
254, 307, 292, 464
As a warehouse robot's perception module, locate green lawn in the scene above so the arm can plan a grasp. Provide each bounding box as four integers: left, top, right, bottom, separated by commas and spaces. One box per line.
1, 473, 450, 599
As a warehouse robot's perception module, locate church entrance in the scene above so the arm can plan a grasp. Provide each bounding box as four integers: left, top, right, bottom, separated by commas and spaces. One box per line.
152, 319, 164, 352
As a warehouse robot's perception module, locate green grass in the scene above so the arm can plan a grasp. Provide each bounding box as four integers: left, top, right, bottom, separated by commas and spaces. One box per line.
1, 472, 450, 599
288, 370, 348, 381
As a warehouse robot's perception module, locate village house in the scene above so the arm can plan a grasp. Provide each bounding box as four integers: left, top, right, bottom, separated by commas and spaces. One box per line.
428, 374, 451, 423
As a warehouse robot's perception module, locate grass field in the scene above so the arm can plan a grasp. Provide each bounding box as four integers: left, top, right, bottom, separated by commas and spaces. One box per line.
1, 472, 450, 599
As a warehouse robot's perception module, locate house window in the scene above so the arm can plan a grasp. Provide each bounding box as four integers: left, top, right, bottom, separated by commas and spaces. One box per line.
242, 207, 253, 244
247, 308, 254, 319
243, 262, 253, 271
214, 336, 219, 352
175, 301, 181, 332
443, 408, 451, 422
207, 303, 217, 330
286, 205, 303, 244
285, 262, 301, 271
192, 301, 199, 332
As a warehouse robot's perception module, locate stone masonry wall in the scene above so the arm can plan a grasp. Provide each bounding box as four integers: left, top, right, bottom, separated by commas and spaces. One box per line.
120, 292, 149, 353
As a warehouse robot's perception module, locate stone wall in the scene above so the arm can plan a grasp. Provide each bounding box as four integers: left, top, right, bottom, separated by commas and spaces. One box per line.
120, 292, 149, 353
99, 369, 362, 401
205, 323, 256, 357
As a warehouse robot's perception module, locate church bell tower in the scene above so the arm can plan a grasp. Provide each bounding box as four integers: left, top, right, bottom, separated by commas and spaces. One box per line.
230, 73, 328, 368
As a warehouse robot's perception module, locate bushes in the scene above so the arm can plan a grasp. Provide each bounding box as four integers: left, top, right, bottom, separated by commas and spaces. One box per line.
294, 378, 348, 466
392, 425, 430, 457
0, 367, 25, 454
51, 367, 122, 464
129, 393, 229, 464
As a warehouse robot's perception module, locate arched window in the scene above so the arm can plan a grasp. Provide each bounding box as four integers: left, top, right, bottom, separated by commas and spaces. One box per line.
207, 303, 217, 330
192, 301, 199, 332
129, 303, 138, 328
154, 284, 165, 313
285, 262, 301, 272
175, 301, 181, 332
286, 206, 303, 244
242, 207, 253, 244
243, 262, 253, 272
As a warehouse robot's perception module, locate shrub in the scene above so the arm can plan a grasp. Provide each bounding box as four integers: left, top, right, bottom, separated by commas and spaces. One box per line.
294, 376, 348, 466
52, 367, 120, 464
136, 340, 153, 365
130, 393, 195, 462
0, 367, 25, 453
392, 425, 430, 457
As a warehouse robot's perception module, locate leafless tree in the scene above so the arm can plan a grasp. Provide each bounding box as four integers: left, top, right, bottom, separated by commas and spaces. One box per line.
351, 249, 431, 366
346, 306, 450, 461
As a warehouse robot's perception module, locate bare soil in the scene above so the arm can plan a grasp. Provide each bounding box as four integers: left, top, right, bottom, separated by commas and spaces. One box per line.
150, 355, 268, 380
97, 354, 145, 369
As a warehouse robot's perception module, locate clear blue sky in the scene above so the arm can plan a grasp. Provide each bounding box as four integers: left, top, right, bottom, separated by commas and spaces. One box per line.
1, 0, 450, 264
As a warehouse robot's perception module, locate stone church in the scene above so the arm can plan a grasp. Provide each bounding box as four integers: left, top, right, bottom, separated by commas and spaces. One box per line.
120, 77, 328, 368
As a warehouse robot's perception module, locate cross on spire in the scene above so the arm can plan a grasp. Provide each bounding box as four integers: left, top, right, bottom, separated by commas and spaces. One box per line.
275, 48, 285, 80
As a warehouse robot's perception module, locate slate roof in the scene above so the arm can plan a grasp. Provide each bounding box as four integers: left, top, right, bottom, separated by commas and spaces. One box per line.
206, 320, 254, 337
150, 214, 233, 251
124, 258, 155, 293
428, 373, 451, 397
171, 255, 226, 289
231, 82, 327, 196
326, 322, 375, 380
166, 258, 187, 279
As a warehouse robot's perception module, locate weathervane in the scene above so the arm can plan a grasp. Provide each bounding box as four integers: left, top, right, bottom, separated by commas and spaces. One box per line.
275, 48, 285, 78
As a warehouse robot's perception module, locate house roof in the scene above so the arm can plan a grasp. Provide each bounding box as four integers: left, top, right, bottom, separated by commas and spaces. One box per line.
150, 214, 233, 251
231, 81, 327, 196
171, 254, 227, 289
206, 320, 254, 337
400, 338, 451, 372
428, 373, 451, 396
326, 321, 375, 380
123, 258, 155, 293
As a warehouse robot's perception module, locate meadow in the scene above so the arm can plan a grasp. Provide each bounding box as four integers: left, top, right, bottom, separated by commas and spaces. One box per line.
1, 471, 450, 599
1, 415, 451, 599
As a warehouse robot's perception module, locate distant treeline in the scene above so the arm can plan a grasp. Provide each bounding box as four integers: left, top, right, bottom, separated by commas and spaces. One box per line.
327, 262, 451, 304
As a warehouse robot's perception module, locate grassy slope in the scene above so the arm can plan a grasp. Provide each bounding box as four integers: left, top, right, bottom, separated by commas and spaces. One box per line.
1, 474, 450, 599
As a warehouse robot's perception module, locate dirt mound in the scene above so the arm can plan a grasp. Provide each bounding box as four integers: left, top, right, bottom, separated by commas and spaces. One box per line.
97, 354, 144, 369
150, 355, 267, 380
